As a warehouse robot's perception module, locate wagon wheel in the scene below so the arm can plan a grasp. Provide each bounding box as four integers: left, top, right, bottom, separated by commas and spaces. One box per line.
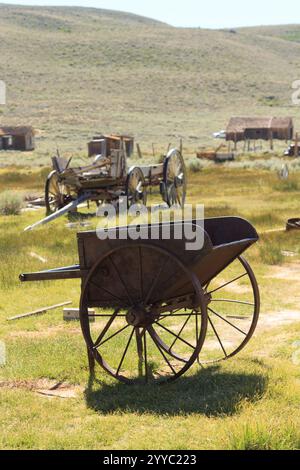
80, 244, 208, 384
163, 149, 187, 207
125, 167, 147, 209
45, 170, 71, 215
199, 255, 260, 364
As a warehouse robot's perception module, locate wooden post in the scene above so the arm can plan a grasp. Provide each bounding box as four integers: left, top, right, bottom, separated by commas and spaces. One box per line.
152, 143, 155, 158
136, 143, 142, 160
234, 133, 237, 151
295, 132, 299, 158
180, 138, 183, 155
270, 131, 274, 151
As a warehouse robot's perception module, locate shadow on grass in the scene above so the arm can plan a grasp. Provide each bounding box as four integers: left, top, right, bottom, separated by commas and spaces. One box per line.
85, 364, 268, 417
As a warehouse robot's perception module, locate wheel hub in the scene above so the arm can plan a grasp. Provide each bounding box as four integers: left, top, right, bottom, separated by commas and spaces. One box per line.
126, 305, 157, 327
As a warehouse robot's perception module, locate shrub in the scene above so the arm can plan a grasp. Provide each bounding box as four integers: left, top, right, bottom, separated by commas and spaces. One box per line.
274, 180, 299, 192
188, 159, 203, 173
259, 241, 284, 265
0, 191, 23, 215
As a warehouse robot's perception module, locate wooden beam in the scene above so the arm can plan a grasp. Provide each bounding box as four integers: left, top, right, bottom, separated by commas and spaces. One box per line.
7, 301, 72, 321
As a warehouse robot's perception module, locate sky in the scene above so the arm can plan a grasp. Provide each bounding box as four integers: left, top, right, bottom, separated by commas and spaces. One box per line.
0, 0, 299, 28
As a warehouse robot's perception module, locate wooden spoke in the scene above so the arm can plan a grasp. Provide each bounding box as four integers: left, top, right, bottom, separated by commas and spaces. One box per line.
155, 321, 196, 350
211, 299, 254, 306
88, 314, 126, 318
109, 255, 134, 305
149, 332, 177, 375
139, 247, 144, 302
95, 324, 130, 348
93, 309, 120, 349
116, 328, 135, 376
208, 307, 247, 336
90, 280, 123, 303
144, 258, 169, 304
169, 314, 192, 350
207, 272, 248, 295
135, 327, 144, 377
208, 315, 228, 358
143, 330, 148, 383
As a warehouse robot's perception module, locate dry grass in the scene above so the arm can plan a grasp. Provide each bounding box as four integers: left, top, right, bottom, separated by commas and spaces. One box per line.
0, 5, 300, 166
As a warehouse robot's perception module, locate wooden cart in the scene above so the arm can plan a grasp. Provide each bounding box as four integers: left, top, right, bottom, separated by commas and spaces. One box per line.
24, 144, 187, 231
21, 217, 260, 384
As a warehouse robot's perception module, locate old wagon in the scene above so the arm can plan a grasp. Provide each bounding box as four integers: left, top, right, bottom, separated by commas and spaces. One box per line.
20, 217, 260, 384
24, 140, 186, 231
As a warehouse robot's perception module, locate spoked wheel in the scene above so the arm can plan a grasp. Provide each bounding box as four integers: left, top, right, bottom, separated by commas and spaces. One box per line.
199, 256, 260, 364
45, 170, 71, 215
125, 167, 147, 209
163, 149, 187, 207
80, 244, 208, 384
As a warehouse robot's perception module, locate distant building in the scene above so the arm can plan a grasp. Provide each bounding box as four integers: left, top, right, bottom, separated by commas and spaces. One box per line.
226, 117, 294, 142
0, 126, 35, 151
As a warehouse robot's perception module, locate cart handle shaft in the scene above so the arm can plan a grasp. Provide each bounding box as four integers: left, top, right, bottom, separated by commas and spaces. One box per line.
20, 265, 85, 282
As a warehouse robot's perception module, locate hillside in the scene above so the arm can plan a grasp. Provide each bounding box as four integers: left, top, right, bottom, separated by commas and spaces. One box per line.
0, 4, 300, 163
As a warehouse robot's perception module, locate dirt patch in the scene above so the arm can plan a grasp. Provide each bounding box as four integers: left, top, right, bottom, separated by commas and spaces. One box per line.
258, 310, 300, 329
0, 378, 82, 398
202, 339, 235, 351
9, 325, 81, 339
267, 263, 300, 281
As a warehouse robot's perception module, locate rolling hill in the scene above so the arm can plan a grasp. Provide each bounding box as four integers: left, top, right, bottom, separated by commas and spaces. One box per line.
0, 3, 300, 162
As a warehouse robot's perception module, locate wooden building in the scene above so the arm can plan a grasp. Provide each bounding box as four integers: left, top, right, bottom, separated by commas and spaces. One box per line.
226, 117, 294, 143
0, 126, 35, 151
88, 134, 134, 158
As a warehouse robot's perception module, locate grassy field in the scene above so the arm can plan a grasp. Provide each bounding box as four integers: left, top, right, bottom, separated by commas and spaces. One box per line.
0, 4, 300, 166
0, 4, 300, 451
0, 164, 300, 450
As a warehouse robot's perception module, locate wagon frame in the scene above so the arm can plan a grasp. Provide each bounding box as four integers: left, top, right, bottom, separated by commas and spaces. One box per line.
25, 141, 187, 232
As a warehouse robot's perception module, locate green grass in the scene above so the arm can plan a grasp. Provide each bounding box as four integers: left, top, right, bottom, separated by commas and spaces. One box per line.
0, 166, 300, 449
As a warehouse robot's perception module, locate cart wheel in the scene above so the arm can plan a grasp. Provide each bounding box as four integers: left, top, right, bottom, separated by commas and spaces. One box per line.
126, 167, 147, 209
199, 255, 260, 364
80, 244, 208, 384
163, 149, 187, 207
45, 170, 71, 215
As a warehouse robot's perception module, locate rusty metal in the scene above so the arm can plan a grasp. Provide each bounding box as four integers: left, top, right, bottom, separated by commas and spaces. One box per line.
20, 217, 260, 384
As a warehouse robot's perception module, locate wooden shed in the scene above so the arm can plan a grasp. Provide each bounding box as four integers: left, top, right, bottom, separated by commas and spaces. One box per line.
88, 134, 134, 158
0, 126, 35, 151
226, 117, 294, 142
